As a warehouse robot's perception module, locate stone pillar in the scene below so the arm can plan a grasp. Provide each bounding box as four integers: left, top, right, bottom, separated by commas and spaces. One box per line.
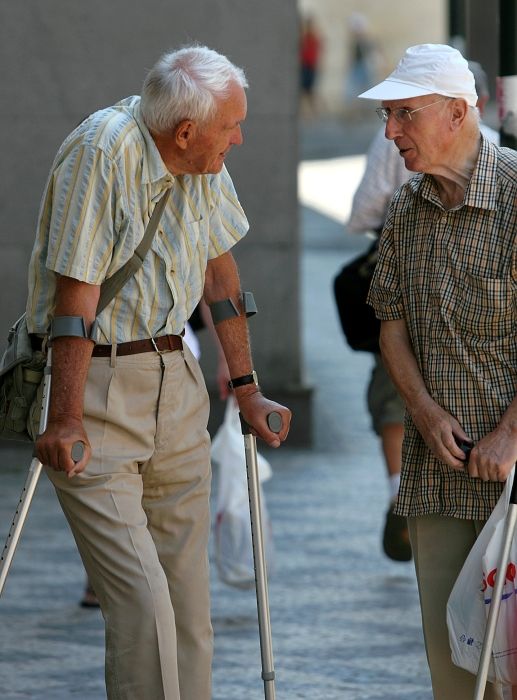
465, 0, 498, 97
0, 0, 312, 445
497, 0, 517, 148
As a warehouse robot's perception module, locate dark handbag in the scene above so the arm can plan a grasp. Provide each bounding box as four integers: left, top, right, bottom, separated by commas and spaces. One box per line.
332, 239, 380, 353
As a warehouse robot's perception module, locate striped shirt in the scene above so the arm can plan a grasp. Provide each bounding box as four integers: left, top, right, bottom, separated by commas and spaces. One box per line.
26, 96, 249, 343
368, 136, 517, 520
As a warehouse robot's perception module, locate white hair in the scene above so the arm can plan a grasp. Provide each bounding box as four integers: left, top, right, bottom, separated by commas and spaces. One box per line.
140, 45, 248, 134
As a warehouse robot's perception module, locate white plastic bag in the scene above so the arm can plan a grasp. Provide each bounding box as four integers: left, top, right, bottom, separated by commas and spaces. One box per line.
447, 469, 517, 684
211, 399, 274, 589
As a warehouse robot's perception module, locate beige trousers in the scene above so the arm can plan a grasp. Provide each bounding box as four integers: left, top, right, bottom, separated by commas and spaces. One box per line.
46, 344, 212, 700
408, 514, 503, 700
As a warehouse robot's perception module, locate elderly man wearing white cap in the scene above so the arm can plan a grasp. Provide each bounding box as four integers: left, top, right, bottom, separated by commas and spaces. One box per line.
364, 44, 517, 699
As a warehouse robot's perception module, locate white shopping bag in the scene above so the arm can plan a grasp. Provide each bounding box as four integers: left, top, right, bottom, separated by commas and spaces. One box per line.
211, 399, 274, 589
447, 468, 517, 685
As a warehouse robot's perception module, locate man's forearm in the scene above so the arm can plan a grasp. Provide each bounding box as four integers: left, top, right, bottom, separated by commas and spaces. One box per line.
213, 315, 253, 379
49, 337, 94, 423
496, 395, 517, 439
203, 252, 254, 379
380, 318, 473, 468
49, 275, 99, 422
35, 275, 99, 474
203, 251, 292, 446
379, 318, 430, 413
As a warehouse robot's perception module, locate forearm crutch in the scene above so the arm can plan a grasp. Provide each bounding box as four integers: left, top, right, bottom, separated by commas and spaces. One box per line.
473, 469, 517, 700
240, 411, 282, 700
0, 346, 83, 596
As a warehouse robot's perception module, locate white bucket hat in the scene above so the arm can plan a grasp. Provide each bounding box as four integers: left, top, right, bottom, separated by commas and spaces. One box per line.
358, 44, 477, 107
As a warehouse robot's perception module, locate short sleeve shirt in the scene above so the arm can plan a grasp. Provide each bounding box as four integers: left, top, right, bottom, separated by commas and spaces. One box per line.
26, 96, 249, 343
368, 137, 517, 520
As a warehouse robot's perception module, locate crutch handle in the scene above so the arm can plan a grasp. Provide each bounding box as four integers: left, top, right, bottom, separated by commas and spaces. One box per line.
239, 412, 283, 436
266, 412, 282, 434
71, 441, 85, 463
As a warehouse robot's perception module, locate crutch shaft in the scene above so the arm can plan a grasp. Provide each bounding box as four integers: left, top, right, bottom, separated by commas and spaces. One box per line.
244, 433, 276, 700
0, 458, 43, 595
239, 410, 282, 700
473, 503, 517, 700
0, 351, 52, 597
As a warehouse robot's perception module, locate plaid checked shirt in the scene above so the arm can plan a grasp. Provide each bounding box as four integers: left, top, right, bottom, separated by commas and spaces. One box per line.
368, 137, 517, 520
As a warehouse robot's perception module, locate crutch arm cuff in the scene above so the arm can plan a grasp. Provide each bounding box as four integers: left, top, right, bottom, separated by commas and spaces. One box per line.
209, 292, 257, 325
50, 316, 98, 342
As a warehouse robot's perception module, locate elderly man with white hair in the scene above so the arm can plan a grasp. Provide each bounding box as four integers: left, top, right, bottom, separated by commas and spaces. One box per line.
363, 44, 517, 699
25, 45, 291, 700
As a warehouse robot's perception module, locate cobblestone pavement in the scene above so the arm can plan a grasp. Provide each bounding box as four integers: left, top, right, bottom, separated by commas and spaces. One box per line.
0, 116, 433, 699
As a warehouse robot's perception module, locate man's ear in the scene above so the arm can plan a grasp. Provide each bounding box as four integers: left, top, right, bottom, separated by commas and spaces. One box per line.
450, 98, 469, 130
175, 120, 195, 150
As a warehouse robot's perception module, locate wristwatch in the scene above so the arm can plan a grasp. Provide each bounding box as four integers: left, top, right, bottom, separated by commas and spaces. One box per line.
228, 370, 259, 390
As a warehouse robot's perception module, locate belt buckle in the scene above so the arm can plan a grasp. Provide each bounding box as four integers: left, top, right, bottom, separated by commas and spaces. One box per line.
150, 334, 177, 354
150, 336, 165, 355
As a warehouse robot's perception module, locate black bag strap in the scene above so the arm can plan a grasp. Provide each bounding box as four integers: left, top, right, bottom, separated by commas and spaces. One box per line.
95, 189, 171, 315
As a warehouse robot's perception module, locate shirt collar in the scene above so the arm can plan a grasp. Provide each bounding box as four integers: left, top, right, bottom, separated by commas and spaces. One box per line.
463, 135, 499, 210
119, 96, 172, 189
408, 135, 499, 212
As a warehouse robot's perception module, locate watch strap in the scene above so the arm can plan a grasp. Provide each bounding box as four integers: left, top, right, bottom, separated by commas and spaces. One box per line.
228, 370, 258, 390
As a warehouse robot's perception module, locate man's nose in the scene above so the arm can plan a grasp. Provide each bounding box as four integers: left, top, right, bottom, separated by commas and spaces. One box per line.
384, 114, 402, 141
232, 125, 243, 146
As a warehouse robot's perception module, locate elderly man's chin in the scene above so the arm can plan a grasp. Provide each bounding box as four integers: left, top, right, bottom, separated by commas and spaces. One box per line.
400, 151, 419, 173
204, 156, 226, 175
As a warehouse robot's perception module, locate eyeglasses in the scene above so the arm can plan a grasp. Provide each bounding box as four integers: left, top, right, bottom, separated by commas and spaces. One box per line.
375, 98, 447, 124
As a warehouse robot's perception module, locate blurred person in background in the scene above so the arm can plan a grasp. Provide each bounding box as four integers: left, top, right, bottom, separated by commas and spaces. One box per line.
344, 12, 381, 118
300, 14, 323, 119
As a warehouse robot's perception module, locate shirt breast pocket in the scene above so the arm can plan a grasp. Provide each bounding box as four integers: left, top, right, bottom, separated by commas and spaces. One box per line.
456, 272, 516, 339
155, 216, 204, 260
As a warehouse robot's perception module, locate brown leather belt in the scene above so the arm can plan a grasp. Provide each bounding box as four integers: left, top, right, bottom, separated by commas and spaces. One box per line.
92, 334, 183, 357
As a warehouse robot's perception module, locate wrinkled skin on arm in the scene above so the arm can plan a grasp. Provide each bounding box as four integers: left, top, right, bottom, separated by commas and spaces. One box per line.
204, 252, 291, 447
34, 275, 99, 477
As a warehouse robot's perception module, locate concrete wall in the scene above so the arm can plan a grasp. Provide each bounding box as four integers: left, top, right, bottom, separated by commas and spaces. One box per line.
0, 1, 311, 442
